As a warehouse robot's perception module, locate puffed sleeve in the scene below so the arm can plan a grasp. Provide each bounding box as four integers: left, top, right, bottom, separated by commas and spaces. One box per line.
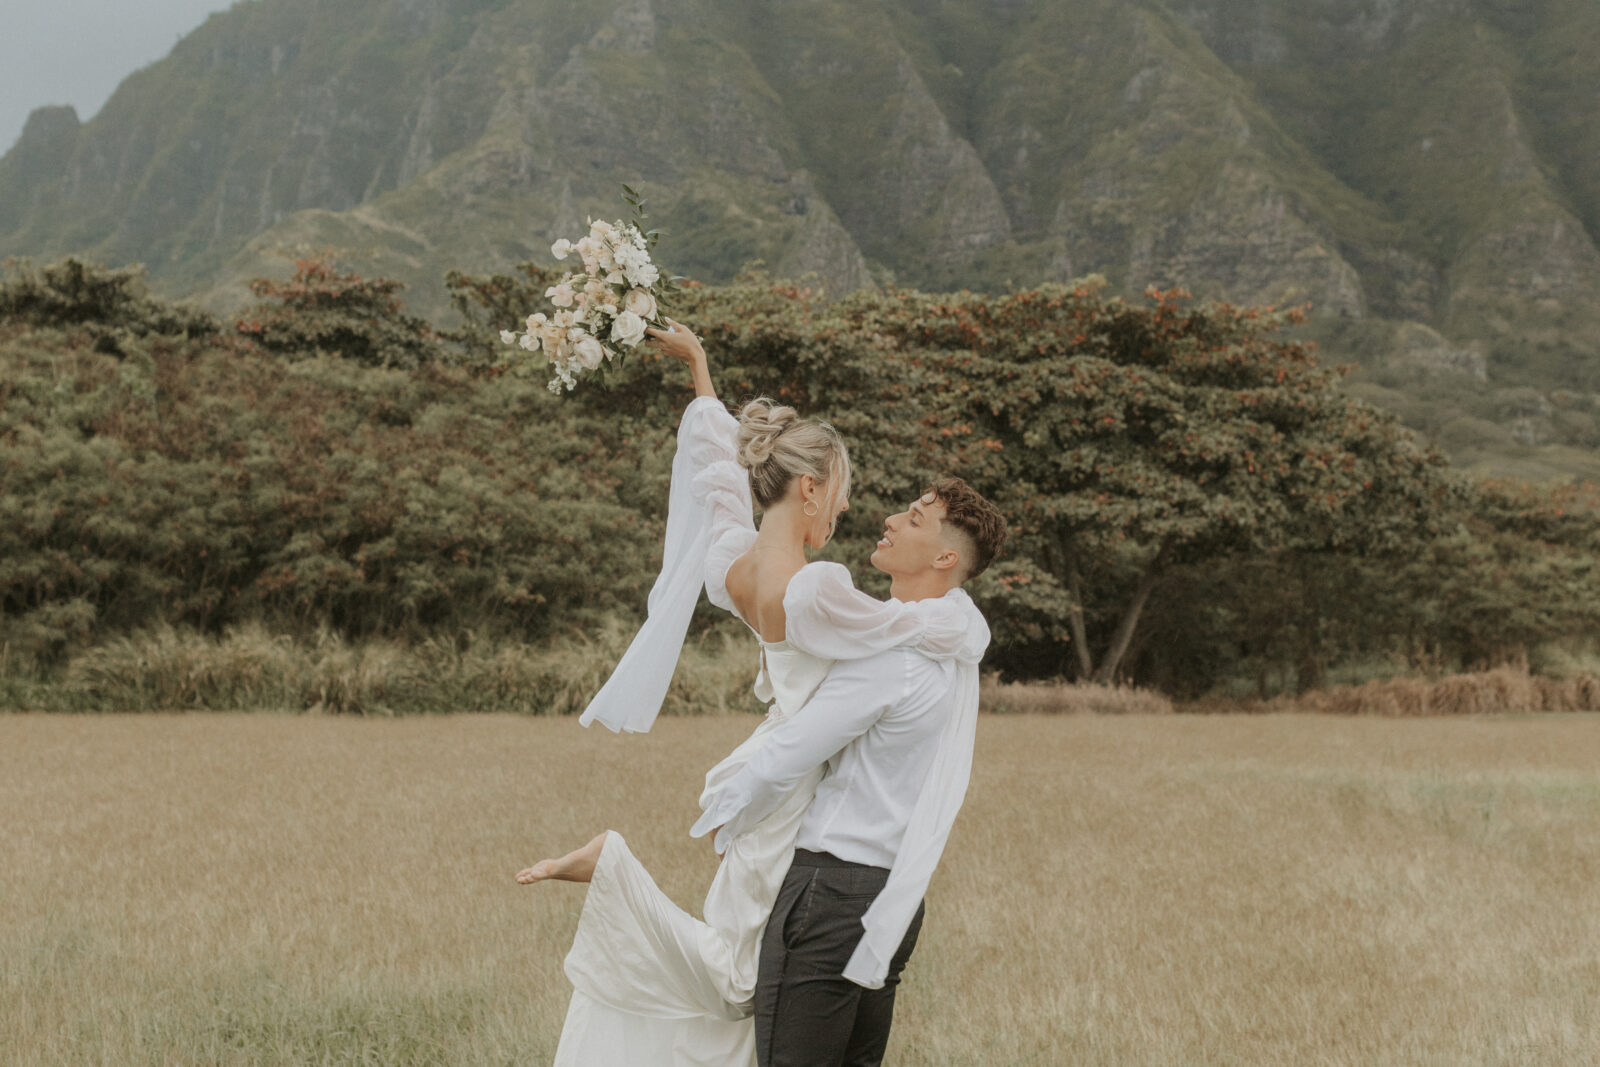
694, 462, 756, 616
677, 398, 757, 616
782, 563, 989, 665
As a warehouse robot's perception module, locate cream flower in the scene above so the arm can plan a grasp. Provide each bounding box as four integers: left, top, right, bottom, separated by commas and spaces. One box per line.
500, 329, 518, 345
546, 283, 576, 308
525, 312, 547, 331
551, 238, 573, 260
575, 237, 601, 274
624, 288, 657, 320
610, 310, 647, 348
539, 324, 567, 356
573, 335, 606, 370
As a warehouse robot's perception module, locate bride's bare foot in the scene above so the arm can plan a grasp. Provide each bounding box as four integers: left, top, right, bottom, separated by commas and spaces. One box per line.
515, 832, 607, 885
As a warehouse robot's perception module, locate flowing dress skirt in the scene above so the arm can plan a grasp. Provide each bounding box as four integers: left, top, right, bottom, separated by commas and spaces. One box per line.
553, 713, 823, 1067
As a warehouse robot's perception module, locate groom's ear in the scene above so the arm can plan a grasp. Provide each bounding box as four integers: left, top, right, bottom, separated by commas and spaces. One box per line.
930, 546, 962, 574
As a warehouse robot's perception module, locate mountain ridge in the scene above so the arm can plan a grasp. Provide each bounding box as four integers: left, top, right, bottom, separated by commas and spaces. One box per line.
3, 0, 1598, 479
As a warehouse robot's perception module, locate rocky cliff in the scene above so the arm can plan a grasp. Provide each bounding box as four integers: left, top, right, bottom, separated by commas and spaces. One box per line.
4, 0, 1598, 476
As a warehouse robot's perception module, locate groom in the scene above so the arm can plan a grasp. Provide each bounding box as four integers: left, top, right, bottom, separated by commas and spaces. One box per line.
693, 476, 1006, 1067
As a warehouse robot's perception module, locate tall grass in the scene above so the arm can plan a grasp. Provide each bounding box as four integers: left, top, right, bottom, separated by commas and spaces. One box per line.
980, 676, 1174, 715
7, 621, 762, 715
1192, 665, 1600, 716
3, 714, 1597, 1065
9, 624, 1599, 718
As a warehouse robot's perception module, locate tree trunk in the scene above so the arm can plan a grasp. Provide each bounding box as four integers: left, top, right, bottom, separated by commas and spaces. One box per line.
1295, 641, 1326, 693
1065, 557, 1094, 680
1092, 567, 1162, 684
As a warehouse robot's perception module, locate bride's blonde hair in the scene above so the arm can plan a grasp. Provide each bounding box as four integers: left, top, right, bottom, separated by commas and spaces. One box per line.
735, 397, 850, 511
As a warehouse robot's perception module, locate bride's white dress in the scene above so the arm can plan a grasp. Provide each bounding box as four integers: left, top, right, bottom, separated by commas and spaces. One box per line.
550, 397, 986, 1066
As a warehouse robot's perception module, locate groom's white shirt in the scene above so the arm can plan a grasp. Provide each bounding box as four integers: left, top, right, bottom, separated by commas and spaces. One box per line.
692, 647, 956, 869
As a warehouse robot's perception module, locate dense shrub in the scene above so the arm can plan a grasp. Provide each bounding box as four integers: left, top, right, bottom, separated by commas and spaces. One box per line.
238, 256, 448, 368
0, 257, 216, 354
4, 257, 1598, 705
1, 265, 667, 663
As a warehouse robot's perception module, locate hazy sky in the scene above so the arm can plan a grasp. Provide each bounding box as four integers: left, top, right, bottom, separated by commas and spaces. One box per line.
1, 0, 238, 153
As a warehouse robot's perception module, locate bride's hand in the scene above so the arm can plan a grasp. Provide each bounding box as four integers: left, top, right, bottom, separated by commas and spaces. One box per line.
648, 317, 717, 399
645, 317, 706, 366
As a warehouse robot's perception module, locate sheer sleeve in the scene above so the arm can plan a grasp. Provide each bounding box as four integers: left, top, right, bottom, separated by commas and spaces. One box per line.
578, 396, 754, 733
782, 563, 989, 665
677, 396, 757, 615
694, 463, 757, 616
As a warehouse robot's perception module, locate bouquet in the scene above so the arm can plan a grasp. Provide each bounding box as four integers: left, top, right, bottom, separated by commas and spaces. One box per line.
501, 187, 674, 393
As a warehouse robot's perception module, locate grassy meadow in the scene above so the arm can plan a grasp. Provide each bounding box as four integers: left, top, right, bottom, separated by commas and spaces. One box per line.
3, 712, 1599, 1066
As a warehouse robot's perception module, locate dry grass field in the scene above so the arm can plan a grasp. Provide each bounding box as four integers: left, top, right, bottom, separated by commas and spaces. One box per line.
3, 712, 1598, 1066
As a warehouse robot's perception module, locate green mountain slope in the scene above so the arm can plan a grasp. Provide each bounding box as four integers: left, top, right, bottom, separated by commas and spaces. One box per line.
3, 0, 1598, 478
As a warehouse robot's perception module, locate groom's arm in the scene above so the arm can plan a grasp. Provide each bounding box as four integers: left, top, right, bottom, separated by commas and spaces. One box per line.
690, 651, 907, 852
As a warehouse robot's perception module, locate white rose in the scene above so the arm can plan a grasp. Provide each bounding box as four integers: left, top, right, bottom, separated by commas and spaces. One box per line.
551, 238, 573, 260
499, 329, 517, 345
624, 288, 657, 320
573, 335, 606, 370
610, 310, 648, 348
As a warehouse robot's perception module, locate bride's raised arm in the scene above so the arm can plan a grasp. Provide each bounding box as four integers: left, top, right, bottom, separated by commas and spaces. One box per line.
577, 325, 755, 732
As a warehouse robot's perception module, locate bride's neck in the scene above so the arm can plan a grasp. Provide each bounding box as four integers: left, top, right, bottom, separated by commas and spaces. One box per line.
754, 502, 810, 558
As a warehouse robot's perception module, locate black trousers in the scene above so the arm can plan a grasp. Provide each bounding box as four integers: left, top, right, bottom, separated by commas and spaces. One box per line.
754, 849, 926, 1067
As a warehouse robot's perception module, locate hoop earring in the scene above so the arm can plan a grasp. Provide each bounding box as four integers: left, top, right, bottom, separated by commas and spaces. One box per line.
803, 500, 820, 517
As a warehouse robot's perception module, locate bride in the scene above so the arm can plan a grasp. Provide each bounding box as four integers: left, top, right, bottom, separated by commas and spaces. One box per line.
515, 319, 988, 1065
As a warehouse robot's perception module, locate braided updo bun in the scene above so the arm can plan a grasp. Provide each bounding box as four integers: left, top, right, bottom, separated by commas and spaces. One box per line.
735, 397, 850, 509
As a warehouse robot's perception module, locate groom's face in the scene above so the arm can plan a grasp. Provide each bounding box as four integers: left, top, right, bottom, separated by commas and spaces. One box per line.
870, 491, 955, 578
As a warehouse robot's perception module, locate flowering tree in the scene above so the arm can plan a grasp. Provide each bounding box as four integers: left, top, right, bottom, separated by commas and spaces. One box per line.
855, 279, 1458, 681
238, 256, 443, 369
450, 268, 1457, 682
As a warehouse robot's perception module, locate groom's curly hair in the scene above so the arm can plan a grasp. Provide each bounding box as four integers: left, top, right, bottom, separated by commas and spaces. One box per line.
924, 477, 1007, 580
